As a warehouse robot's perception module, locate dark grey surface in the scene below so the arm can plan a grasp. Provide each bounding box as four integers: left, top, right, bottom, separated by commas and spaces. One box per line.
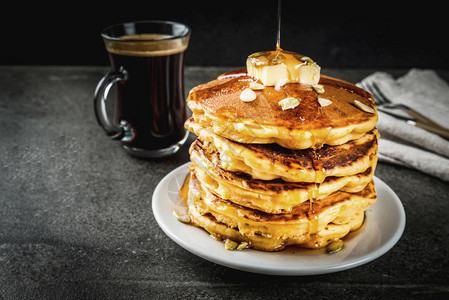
1, 66, 448, 299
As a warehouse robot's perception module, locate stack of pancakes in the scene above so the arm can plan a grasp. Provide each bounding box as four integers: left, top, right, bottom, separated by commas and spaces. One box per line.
184, 67, 379, 251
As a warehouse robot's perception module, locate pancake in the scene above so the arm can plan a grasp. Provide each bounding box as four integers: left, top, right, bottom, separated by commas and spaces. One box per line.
189, 199, 364, 251
187, 118, 378, 182
187, 70, 378, 150
190, 144, 376, 213
188, 174, 376, 251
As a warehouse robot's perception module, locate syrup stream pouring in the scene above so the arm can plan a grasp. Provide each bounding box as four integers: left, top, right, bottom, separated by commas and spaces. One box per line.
276, 0, 281, 50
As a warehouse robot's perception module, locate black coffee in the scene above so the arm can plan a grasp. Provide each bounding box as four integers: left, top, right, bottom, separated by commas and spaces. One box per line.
107, 34, 188, 151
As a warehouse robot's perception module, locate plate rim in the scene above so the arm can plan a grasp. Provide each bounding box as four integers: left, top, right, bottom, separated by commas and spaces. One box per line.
152, 162, 406, 276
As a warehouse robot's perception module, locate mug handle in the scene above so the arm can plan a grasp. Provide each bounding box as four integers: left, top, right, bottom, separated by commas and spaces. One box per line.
93, 67, 132, 141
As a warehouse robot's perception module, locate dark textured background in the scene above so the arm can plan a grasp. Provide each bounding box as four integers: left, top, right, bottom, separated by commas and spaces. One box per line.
3, 1, 448, 69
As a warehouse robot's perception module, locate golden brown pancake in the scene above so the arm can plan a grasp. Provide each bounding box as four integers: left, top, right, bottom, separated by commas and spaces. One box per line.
188, 174, 376, 251
189, 204, 365, 251
190, 144, 376, 213
187, 118, 378, 182
187, 70, 378, 150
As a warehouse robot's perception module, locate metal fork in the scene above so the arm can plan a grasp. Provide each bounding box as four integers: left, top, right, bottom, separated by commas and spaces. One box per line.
360, 80, 449, 140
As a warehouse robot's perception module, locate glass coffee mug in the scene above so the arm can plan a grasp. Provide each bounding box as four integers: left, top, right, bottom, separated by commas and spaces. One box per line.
94, 21, 191, 158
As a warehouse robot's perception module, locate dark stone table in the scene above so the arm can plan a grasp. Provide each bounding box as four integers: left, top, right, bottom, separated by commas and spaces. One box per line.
1, 66, 448, 299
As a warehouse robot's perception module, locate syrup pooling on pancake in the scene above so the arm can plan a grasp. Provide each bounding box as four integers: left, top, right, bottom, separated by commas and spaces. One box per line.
187, 68, 378, 150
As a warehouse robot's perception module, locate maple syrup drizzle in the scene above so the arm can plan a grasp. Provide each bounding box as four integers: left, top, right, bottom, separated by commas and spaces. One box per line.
274, 0, 284, 69
307, 148, 327, 243
276, 0, 282, 51
178, 172, 190, 207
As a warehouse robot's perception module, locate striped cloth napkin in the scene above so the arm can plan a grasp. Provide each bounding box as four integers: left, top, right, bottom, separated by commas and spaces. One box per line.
357, 69, 449, 182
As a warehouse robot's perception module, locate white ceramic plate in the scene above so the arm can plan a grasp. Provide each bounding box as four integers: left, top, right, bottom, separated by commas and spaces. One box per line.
152, 162, 406, 276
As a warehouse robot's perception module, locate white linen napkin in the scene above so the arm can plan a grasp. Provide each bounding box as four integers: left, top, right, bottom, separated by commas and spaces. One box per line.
357, 69, 449, 182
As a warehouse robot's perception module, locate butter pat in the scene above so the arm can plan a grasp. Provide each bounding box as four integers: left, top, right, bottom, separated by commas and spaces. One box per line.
252, 64, 289, 87
298, 63, 321, 85
247, 50, 321, 87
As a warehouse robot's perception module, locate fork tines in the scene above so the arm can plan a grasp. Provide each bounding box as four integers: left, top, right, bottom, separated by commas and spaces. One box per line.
360, 81, 388, 105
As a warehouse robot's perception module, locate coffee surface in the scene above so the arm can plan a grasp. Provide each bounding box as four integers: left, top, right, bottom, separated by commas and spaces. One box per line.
105, 34, 188, 57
